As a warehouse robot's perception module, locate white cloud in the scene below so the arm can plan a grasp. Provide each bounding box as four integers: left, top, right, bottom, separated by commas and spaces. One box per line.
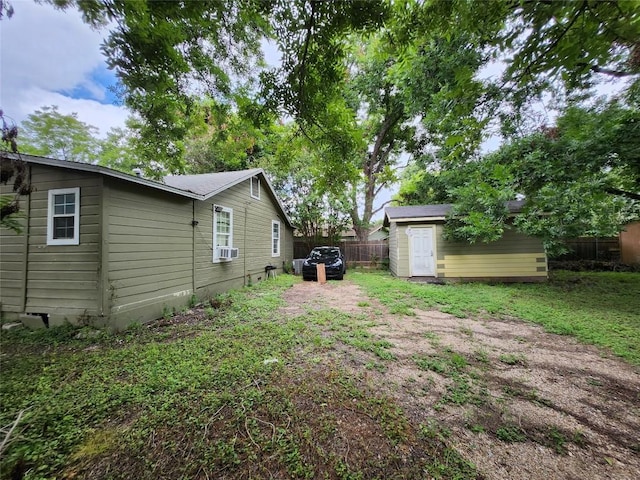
0, 0, 129, 135
16, 87, 129, 135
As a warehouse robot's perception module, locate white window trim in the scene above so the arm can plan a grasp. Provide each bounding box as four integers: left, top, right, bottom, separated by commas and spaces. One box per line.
47, 187, 80, 246
250, 176, 260, 199
271, 219, 280, 257
213, 205, 233, 262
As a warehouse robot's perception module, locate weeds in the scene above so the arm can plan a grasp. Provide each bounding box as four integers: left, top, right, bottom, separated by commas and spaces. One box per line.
499, 353, 528, 366
496, 424, 527, 442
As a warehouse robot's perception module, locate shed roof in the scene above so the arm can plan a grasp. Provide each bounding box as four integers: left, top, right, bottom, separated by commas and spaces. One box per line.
384, 200, 525, 226
3, 153, 293, 227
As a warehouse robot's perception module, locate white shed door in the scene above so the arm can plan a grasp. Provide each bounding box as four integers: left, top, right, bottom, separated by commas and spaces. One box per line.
410, 228, 435, 276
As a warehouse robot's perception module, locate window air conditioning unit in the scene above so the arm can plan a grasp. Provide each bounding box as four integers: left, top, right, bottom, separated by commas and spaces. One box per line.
217, 247, 239, 259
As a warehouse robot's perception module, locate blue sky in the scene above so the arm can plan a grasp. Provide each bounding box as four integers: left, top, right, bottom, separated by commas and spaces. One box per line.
61, 65, 122, 106
0, 1, 129, 136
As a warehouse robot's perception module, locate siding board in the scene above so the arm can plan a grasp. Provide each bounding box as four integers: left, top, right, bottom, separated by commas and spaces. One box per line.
193, 178, 293, 295
0, 181, 27, 312
389, 221, 546, 280
109, 251, 192, 263
22, 165, 102, 317
110, 265, 193, 283
105, 180, 193, 320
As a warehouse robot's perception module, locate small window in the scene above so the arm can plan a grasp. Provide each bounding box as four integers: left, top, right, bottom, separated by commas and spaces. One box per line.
272, 220, 280, 257
213, 205, 233, 261
47, 187, 80, 245
251, 176, 260, 199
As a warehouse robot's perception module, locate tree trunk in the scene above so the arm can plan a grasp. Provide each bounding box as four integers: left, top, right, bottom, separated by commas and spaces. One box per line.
349, 107, 402, 242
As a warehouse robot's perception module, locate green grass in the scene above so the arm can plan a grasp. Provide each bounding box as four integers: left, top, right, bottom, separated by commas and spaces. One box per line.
499, 353, 528, 366
5, 269, 632, 478
350, 270, 640, 365
0, 275, 478, 480
413, 347, 488, 408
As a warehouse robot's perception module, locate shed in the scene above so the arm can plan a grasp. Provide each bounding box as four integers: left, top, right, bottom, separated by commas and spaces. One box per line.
383, 202, 547, 282
0, 153, 294, 328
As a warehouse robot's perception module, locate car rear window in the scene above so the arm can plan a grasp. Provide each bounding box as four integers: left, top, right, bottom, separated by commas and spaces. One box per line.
309, 248, 340, 260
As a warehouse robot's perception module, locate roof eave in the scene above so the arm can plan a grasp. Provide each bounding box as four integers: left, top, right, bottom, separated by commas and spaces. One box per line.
388, 216, 447, 223
3, 152, 203, 200
7, 153, 295, 228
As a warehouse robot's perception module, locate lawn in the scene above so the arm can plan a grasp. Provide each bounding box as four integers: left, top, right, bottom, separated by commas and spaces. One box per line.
0, 275, 474, 480
351, 270, 640, 365
1, 270, 637, 479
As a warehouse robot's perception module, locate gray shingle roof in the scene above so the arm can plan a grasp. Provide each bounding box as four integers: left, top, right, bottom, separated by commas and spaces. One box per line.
164, 168, 263, 196
384, 200, 525, 225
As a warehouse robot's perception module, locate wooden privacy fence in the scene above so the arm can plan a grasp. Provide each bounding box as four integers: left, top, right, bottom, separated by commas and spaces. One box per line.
552, 237, 620, 261
294, 240, 389, 267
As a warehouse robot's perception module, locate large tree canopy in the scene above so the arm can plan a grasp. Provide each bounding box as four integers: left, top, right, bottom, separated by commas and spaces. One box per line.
36, 1, 638, 150
397, 97, 640, 253
30, 1, 636, 172
44, 0, 387, 172
4, 0, 639, 246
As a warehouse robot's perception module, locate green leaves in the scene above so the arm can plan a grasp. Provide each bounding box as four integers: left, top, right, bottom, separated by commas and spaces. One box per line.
399, 97, 639, 251
19, 105, 100, 163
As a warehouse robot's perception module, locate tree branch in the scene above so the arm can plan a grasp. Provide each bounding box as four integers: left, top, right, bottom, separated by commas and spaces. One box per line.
370, 107, 403, 171
296, 0, 317, 116
0, 409, 26, 456
576, 63, 639, 78
605, 187, 640, 201
514, 1, 588, 84
373, 181, 389, 198
372, 199, 393, 216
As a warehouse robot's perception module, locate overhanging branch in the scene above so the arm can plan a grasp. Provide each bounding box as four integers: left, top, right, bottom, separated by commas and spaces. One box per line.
605, 187, 640, 201
577, 63, 640, 78
372, 199, 393, 216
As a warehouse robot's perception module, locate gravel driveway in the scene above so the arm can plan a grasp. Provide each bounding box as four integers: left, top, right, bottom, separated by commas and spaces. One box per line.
281, 278, 640, 480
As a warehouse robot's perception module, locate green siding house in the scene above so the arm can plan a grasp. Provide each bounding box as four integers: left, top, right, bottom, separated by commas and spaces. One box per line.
0, 154, 294, 329
384, 203, 547, 282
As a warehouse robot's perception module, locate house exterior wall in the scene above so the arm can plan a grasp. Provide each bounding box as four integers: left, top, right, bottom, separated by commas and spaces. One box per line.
0, 164, 102, 325
368, 229, 388, 241
0, 183, 28, 315
390, 221, 547, 281
1, 161, 294, 329
282, 222, 294, 266
193, 177, 293, 299
103, 179, 194, 328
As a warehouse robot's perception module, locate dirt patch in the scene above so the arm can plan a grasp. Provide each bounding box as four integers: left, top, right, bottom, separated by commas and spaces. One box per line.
280, 279, 640, 480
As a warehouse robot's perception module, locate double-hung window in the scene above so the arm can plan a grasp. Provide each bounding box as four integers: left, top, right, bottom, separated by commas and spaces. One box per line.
272, 220, 280, 257
251, 176, 260, 199
47, 187, 80, 245
213, 205, 233, 261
